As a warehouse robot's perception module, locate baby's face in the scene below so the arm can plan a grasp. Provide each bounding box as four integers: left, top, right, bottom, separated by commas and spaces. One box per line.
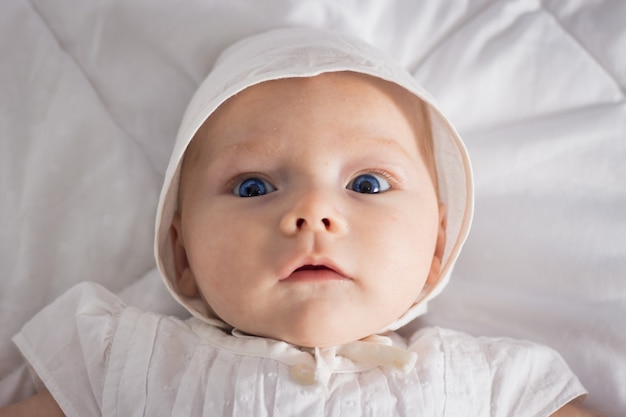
172, 72, 445, 347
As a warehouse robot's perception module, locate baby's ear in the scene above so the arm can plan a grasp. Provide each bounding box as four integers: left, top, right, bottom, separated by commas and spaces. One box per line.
170, 212, 199, 297
426, 203, 447, 286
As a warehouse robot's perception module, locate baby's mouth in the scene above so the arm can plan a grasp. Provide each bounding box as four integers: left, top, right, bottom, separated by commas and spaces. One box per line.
295, 265, 332, 272
282, 263, 349, 282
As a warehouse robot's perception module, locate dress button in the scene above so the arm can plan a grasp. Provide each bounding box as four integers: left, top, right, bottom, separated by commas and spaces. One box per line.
290, 363, 316, 385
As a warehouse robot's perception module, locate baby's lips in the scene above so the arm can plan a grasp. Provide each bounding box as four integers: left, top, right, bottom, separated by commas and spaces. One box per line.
279, 255, 350, 281
294, 264, 334, 272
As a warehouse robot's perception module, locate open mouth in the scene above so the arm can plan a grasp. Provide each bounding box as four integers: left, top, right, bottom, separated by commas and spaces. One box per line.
282, 263, 348, 282
295, 265, 333, 272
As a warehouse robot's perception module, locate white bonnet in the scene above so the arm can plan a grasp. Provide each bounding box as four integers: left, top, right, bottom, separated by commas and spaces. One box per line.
155, 27, 474, 333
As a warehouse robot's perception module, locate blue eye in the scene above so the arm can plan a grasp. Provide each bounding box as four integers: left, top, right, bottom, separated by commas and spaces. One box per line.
348, 173, 390, 194
234, 177, 276, 197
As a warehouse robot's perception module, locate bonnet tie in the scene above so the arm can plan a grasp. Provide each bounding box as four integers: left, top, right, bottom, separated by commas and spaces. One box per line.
289, 334, 418, 388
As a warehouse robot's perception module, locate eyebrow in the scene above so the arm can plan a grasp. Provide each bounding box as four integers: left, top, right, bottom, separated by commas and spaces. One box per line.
214, 131, 416, 159
207, 136, 288, 165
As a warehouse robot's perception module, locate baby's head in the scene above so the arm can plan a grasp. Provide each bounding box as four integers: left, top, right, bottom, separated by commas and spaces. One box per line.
155, 28, 473, 348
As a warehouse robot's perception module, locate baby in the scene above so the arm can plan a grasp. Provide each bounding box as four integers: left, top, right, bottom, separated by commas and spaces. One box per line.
1, 28, 600, 416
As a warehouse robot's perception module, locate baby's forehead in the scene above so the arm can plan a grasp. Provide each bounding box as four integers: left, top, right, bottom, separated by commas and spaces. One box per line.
196, 72, 429, 142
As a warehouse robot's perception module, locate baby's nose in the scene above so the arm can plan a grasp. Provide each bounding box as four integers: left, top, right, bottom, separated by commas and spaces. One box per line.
279, 192, 347, 235
294, 217, 332, 232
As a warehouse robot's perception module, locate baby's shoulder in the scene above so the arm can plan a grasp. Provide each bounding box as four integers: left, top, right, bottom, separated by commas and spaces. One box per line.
407, 326, 561, 362
405, 326, 585, 416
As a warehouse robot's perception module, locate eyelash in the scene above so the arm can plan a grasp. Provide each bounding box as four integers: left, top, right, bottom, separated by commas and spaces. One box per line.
225, 172, 271, 191
353, 169, 398, 187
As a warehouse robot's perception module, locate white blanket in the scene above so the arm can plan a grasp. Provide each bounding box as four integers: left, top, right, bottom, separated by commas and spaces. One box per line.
1, 1, 624, 415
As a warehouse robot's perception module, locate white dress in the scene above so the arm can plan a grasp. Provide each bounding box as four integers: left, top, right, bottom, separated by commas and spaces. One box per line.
13, 282, 585, 417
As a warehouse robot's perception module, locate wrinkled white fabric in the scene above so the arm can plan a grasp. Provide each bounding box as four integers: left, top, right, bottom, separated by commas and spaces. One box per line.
2, 2, 624, 413
14, 283, 585, 417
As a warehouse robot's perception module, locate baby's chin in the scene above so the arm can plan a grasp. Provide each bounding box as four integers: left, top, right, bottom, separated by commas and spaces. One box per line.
205, 297, 406, 347
238, 321, 392, 348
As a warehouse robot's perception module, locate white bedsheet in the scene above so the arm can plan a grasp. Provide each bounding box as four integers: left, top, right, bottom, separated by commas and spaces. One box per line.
1, 1, 624, 415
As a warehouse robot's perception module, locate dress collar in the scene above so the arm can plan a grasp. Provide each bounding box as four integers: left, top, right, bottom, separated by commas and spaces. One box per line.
188, 318, 417, 388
